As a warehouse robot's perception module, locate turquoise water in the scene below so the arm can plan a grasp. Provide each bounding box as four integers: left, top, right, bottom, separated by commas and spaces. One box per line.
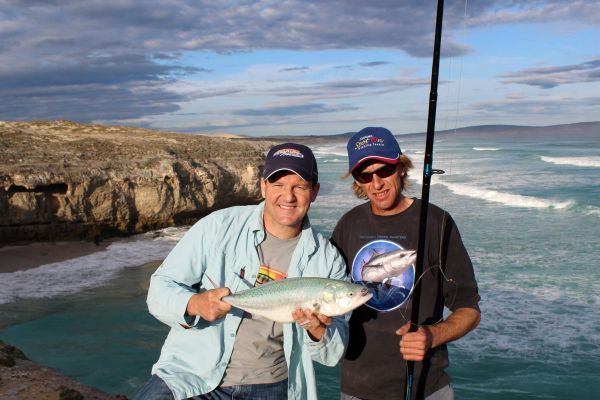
1, 129, 599, 399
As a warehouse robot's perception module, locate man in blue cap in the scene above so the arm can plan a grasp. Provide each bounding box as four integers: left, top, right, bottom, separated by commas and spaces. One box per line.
136, 143, 348, 400
332, 127, 481, 400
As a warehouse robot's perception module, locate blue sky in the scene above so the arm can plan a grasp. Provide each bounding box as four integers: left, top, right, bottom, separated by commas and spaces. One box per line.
1, 0, 598, 136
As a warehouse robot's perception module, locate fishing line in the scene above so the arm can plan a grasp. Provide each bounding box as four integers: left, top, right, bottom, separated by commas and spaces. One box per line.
444, 0, 469, 190
453, 0, 468, 134
418, 0, 470, 310
405, 0, 469, 328
437, 0, 469, 206
396, 211, 457, 325
404, 1, 469, 397
433, 0, 469, 315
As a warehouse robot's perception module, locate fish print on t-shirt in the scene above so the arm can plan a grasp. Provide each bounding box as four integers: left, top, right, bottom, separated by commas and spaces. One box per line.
351, 240, 415, 312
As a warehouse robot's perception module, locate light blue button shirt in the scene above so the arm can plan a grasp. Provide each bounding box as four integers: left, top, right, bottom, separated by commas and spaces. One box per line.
147, 202, 348, 400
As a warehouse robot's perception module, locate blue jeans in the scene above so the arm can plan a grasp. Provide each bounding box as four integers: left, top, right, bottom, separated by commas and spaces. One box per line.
340, 384, 453, 400
134, 374, 288, 400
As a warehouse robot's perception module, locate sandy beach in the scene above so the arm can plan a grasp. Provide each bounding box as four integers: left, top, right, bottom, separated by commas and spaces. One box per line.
0, 240, 112, 273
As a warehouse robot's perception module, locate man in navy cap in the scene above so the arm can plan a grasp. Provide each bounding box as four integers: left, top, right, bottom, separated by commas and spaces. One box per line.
136, 143, 348, 400
332, 127, 480, 400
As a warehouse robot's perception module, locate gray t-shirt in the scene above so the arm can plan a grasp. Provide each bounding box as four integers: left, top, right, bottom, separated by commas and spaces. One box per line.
221, 230, 300, 386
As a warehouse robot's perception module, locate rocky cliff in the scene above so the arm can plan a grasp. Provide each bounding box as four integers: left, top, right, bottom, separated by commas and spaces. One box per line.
0, 121, 270, 244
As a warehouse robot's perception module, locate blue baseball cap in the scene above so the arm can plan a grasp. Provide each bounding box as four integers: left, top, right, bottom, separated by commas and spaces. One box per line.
263, 143, 318, 183
347, 127, 402, 172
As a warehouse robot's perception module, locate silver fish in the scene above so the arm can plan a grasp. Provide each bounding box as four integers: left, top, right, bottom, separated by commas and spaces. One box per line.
361, 249, 416, 283
222, 277, 372, 322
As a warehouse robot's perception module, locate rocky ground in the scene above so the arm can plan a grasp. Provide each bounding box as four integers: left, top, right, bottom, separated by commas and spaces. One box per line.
0, 341, 126, 399
0, 120, 275, 244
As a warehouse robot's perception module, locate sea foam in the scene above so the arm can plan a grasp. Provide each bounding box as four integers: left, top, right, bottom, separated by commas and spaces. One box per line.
473, 147, 500, 151
0, 227, 187, 304
312, 145, 347, 158
541, 156, 600, 168
455, 286, 599, 362
582, 205, 600, 217
437, 181, 575, 209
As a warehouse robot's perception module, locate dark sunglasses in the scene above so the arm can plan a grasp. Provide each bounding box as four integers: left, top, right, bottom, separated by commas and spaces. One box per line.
352, 163, 398, 184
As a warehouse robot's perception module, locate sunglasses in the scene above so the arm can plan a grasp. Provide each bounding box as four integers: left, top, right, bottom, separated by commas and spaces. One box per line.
352, 163, 398, 184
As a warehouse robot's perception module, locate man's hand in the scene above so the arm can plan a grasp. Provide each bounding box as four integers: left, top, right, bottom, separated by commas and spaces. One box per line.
396, 307, 481, 361
292, 308, 331, 341
186, 288, 232, 321
396, 323, 433, 361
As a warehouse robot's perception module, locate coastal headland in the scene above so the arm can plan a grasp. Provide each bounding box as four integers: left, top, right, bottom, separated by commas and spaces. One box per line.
0, 120, 277, 398
0, 120, 275, 245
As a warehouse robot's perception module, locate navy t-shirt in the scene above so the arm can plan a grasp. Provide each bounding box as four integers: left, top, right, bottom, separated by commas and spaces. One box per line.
331, 199, 480, 399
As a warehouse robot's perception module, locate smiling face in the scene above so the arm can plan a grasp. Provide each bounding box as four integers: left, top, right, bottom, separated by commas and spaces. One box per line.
261, 171, 320, 239
354, 161, 410, 216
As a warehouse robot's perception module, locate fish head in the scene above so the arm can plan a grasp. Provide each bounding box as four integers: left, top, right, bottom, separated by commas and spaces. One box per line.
395, 249, 417, 265
361, 249, 416, 282
319, 282, 372, 316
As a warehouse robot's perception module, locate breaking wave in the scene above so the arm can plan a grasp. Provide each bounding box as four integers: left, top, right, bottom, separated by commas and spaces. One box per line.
0, 227, 186, 304
473, 147, 500, 151
437, 181, 575, 209
541, 156, 600, 168
582, 205, 600, 217
312, 145, 347, 158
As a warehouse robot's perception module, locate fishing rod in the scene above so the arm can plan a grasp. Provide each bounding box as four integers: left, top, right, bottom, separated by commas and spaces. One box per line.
404, 0, 445, 399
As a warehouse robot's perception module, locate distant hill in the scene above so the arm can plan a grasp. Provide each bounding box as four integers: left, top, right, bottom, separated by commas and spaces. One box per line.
402, 121, 600, 139
245, 121, 600, 143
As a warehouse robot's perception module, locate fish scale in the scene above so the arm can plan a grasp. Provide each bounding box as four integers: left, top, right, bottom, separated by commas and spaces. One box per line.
222, 277, 372, 322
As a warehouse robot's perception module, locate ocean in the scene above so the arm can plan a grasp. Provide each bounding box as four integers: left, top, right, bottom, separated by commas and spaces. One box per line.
1, 128, 599, 399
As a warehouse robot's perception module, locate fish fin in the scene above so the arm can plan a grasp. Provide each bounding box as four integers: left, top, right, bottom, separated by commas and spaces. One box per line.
203, 273, 218, 289
382, 277, 393, 289
312, 302, 321, 314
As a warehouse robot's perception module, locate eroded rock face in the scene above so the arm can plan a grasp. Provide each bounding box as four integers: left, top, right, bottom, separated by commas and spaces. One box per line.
0, 121, 268, 244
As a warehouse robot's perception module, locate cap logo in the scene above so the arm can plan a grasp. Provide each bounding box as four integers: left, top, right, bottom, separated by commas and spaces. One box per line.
273, 148, 304, 158
354, 134, 385, 150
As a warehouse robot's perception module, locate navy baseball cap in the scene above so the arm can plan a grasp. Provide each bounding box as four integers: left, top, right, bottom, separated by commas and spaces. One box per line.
347, 127, 402, 172
263, 143, 318, 183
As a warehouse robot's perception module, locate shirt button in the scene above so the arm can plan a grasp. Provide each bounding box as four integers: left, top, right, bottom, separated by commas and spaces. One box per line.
230, 333, 235, 338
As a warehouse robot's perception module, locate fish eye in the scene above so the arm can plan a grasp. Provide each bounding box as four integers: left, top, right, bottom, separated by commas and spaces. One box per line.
348, 292, 353, 297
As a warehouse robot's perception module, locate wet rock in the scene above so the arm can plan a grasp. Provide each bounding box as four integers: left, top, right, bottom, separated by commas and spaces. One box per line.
0, 341, 29, 367
59, 386, 84, 400
0, 352, 14, 367
0, 342, 122, 399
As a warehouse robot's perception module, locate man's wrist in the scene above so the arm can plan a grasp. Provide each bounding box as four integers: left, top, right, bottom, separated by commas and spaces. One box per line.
423, 325, 435, 349
307, 324, 326, 342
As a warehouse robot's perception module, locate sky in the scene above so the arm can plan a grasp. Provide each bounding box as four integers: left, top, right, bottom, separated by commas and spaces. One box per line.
1, 0, 599, 136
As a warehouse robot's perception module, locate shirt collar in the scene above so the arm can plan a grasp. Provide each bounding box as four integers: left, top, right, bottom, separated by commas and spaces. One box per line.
250, 201, 318, 254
